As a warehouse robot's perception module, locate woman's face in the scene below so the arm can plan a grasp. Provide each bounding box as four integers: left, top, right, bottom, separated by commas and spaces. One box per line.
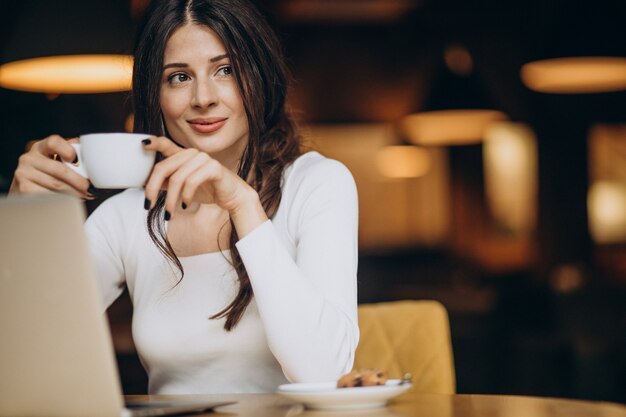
159, 23, 249, 168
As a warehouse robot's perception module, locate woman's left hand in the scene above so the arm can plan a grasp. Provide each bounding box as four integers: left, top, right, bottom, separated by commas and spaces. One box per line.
143, 136, 267, 237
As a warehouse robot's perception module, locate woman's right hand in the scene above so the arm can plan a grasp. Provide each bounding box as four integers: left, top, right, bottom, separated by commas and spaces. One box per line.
9, 134, 92, 199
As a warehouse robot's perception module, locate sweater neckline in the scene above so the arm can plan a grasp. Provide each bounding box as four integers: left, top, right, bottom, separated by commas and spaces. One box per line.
178, 248, 231, 260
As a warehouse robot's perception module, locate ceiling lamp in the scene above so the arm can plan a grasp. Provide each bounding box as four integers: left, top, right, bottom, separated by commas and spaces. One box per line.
521, 57, 626, 94
0, 55, 133, 94
400, 109, 508, 146
483, 122, 538, 234
375, 145, 431, 179
588, 181, 626, 244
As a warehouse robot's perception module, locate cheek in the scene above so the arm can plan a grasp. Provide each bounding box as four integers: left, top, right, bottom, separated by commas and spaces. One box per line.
227, 92, 249, 130
220, 84, 245, 115
159, 90, 187, 122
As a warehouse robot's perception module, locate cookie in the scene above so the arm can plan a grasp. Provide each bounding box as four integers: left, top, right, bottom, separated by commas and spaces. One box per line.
337, 368, 388, 388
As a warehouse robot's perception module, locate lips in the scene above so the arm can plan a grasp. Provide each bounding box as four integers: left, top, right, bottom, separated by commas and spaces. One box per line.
187, 117, 227, 134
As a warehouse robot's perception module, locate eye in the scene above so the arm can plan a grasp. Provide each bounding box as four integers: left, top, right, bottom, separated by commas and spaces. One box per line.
216, 65, 233, 77
167, 72, 190, 85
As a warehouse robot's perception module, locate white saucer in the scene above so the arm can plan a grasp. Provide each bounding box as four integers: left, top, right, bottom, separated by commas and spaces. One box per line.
276, 380, 411, 410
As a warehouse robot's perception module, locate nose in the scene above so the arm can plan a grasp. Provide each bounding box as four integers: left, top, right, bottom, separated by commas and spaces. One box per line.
191, 78, 217, 109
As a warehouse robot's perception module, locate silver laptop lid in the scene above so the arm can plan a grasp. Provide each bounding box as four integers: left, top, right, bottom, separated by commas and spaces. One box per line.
0, 194, 123, 417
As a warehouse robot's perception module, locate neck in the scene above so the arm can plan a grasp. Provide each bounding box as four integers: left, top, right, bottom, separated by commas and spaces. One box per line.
212, 138, 249, 172
213, 149, 243, 173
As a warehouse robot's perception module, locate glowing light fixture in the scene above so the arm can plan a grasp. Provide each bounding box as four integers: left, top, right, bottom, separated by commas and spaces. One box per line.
588, 181, 626, 244
125, 113, 135, 133
375, 145, 431, 179
521, 57, 626, 94
483, 122, 538, 234
443, 43, 473, 77
0, 54, 133, 94
400, 109, 508, 146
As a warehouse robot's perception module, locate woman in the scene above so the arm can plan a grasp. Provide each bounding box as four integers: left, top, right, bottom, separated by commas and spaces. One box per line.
9, 0, 359, 395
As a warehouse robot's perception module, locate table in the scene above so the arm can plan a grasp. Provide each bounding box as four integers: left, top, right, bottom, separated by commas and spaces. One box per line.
126, 391, 626, 417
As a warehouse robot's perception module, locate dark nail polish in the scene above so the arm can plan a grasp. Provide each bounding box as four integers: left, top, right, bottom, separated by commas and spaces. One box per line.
72, 155, 79, 164
87, 185, 98, 196
164, 210, 171, 221
144, 198, 151, 210
142, 139, 151, 145
181, 202, 187, 210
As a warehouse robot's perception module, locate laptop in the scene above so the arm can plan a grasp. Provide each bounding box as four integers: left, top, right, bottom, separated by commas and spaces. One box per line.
0, 194, 234, 417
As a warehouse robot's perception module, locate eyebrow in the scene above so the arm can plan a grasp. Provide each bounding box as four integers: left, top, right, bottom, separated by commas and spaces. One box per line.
162, 54, 229, 70
210, 53, 229, 63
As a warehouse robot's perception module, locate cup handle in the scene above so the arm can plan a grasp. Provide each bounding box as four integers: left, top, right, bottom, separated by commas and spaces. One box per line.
63, 143, 88, 179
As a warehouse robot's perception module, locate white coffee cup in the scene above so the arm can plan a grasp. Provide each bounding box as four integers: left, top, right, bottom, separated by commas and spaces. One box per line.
66, 133, 156, 189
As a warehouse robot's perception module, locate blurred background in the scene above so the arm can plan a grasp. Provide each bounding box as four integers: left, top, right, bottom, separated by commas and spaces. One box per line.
2, 0, 626, 402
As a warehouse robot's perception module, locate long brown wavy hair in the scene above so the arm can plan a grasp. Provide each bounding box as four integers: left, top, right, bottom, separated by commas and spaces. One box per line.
132, 0, 300, 330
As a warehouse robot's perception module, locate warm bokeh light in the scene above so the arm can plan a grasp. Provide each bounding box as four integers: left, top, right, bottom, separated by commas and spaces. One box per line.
521, 57, 626, 94
444, 43, 473, 76
375, 145, 431, 179
125, 113, 135, 133
303, 123, 450, 249
588, 181, 626, 244
400, 109, 508, 146
588, 124, 626, 244
483, 122, 538, 234
0, 55, 133, 94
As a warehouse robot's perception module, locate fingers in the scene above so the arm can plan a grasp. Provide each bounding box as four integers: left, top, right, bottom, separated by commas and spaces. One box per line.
144, 148, 197, 212
145, 149, 227, 220
33, 134, 78, 163
11, 135, 91, 198
14, 168, 91, 199
29, 154, 91, 196
9, 179, 56, 196
142, 136, 184, 211
178, 160, 222, 209
141, 135, 182, 158
163, 152, 215, 216
14, 154, 91, 198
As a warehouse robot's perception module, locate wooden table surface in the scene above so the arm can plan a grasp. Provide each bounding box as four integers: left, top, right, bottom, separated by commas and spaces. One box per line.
126, 391, 626, 417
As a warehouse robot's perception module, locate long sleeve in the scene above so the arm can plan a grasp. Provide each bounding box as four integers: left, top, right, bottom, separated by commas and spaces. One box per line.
235, 154, 359, 383
84, 190, 144, 310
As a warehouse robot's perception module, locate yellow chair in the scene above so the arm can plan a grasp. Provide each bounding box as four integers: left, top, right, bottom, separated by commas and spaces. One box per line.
354, 300, 456, 394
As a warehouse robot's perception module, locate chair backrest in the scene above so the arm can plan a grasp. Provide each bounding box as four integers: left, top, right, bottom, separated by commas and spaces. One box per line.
354, 300, 456, 394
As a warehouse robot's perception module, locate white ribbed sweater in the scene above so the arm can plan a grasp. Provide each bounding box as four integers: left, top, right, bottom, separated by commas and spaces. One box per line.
85, 152, 359, 394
